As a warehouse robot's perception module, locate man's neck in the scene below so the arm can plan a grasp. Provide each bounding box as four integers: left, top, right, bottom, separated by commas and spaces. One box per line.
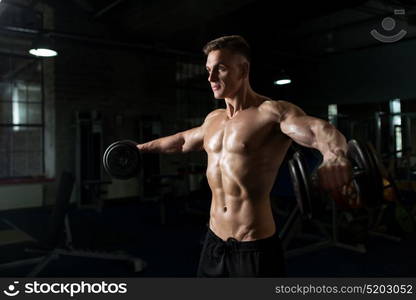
224, 85, 262, 119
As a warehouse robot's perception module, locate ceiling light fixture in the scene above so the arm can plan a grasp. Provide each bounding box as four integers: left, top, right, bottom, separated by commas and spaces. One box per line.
29, 34, 58, 57
274, 69, 291, 86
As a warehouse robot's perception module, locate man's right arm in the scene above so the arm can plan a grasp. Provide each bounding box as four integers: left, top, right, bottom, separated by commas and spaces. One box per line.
136, 109, 223, 154
137, 126, 204, 154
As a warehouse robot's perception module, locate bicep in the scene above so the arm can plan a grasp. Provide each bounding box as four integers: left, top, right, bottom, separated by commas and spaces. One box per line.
280, 116, 319, 148
181, 109, 223, 152
182, 126, 204, 152
278, 102, 320, 148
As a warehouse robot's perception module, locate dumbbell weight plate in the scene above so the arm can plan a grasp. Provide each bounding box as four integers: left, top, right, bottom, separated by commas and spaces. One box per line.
288, 157, 312, 220
347, 139, 383, 207
103, 140, 141, 180
293, 151, 315, 219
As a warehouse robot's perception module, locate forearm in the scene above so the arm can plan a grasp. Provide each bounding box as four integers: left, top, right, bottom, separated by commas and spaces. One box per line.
311, 119, 348, 159
137, 133, 185, 154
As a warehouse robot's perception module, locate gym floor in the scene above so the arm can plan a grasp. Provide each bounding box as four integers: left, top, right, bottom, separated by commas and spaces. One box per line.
0, 199, 415, 277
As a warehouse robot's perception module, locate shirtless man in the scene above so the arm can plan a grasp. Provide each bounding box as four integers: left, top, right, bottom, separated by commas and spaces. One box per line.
137, 35, 351, 277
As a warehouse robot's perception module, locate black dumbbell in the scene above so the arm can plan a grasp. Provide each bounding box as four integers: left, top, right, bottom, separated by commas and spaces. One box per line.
289, 139, 383, 219
103, 140, 142, 179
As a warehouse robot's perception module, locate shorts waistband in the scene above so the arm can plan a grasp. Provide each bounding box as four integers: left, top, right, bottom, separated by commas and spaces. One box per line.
206, 227, 280, 251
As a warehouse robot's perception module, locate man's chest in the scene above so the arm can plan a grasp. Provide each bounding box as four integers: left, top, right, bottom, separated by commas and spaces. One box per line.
203, 111, 278, 154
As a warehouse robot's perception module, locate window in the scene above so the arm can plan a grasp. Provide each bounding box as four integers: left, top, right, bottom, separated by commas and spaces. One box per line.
0, 55, 43, 178
328, 104, 338, 125
389, 98, 402, 158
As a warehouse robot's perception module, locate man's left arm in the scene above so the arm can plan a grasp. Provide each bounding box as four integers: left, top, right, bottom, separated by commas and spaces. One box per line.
264, 100, 352, 190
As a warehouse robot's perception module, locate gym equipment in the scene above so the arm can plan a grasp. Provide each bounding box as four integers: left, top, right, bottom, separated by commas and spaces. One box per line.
0, 172, 146, 276
283, 139, 383, 258
279, 193, 367, 259
347, 139, 383, 206
103, 140, 142, 179
289, 139, 384, 219
288, 151, 316, 220
282, 139, 412, 260
374, 111, 416, 181
76, 111, 111, 211
366, 142, 414, 237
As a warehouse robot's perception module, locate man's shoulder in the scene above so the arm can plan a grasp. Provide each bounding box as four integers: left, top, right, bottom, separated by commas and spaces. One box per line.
205, 108, 226, 119
259, 99, 306, 122
260, 99, 292, 109
259, 99, 292, 115
200, 109, 226, 128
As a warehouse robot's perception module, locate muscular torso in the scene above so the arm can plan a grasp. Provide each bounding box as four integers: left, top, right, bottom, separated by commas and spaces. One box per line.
203, 100, 292, 241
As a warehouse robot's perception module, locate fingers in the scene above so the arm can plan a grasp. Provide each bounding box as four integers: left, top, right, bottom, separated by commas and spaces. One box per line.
340, 160, 353, 185
318, 167, 329, 190
318, 162, 352, 191
137, 143, 148, 152
337, 161, 352, 188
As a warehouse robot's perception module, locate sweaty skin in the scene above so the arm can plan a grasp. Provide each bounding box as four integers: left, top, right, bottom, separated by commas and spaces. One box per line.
137, 49, 351, 242
202, 104, 291, 241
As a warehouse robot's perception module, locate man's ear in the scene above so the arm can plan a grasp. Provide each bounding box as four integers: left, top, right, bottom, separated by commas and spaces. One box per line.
241, 62, 250, 79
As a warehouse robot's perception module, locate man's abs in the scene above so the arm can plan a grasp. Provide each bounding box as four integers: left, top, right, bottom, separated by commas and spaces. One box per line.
208, 194, 277, 241
205, 148, 290, 241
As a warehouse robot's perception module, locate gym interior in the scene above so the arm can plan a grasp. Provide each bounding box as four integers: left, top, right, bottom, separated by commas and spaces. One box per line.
0, 0, 416, 277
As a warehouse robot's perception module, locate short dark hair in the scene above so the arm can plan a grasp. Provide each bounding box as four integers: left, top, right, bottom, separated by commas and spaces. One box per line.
202, 35, 251, 62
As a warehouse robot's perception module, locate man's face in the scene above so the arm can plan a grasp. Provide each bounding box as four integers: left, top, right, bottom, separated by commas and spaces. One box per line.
205, 49, 246, 99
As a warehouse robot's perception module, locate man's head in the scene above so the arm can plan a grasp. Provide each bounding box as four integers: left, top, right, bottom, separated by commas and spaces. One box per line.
203, 35, 251, 99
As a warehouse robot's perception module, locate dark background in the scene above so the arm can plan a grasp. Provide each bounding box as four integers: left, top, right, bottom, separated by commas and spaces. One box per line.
0, 0, 415, 277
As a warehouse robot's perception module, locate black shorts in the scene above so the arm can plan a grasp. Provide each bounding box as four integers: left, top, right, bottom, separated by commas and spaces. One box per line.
197, 228, 286, 277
